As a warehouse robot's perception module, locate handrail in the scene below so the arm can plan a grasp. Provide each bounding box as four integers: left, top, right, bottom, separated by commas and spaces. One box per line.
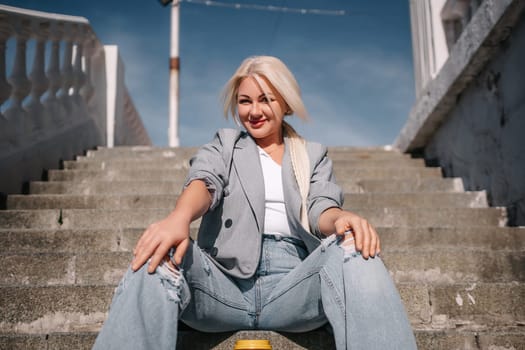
0, 4, 89, 24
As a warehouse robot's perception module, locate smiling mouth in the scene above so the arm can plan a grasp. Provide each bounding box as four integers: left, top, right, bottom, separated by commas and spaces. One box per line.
249, 118, 266, 127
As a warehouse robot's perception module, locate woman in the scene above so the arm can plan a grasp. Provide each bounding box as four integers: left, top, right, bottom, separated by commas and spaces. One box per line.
93, 56, 417, 349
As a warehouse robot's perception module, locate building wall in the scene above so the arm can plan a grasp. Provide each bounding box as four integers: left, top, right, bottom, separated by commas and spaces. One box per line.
424, 13, 525, 225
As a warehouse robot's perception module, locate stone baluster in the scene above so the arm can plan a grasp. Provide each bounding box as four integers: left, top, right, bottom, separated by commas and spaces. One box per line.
59, 22, 75, 114
72, 24, 87, 119
0, 17, 11, 114
26, 19, 50, 134
83, 37, 105, 133
72, 26, 86, 98
80, 32, 95, 104
44, 21, 65, 126
0, 17, 12, 149
4, 17, 32, 147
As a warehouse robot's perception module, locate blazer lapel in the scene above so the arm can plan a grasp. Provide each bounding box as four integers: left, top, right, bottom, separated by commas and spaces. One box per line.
232, 134, 265, 232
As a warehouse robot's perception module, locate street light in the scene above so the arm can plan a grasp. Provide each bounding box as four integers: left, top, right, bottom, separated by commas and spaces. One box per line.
158, 0, 180, 146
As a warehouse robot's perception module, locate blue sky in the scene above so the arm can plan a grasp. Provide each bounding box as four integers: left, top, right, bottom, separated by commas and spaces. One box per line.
4, 0, 415, 147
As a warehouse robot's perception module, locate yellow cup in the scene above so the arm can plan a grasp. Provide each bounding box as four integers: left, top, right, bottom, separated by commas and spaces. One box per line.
233, 339, 272, 349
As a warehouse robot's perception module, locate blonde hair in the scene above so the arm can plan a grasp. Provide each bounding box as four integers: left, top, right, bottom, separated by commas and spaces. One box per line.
222, 56, 311, 232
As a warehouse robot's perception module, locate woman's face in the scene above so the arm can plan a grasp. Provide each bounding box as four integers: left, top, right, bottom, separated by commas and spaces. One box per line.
237, 76, 287, 145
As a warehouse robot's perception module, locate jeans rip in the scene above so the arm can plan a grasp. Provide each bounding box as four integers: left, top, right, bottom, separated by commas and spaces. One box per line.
156, 261, 190, 311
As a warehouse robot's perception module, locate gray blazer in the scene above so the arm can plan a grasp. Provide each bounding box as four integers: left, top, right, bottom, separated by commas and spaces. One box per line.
185, 128, 343, 279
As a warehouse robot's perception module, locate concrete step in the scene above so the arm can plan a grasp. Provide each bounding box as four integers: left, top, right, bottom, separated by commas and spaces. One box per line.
1, 328, 524, 350
1, 250, 523, 287
29, 177, 466, 195
0, 285, 113, 334
385, 250, 525, 284
0, 207, 507, 230
84, 146, 407, 160
46, 166, 443, 182
2, 227, 524, 254
65, 157, 427, 170
355, 177, 465, 193
30, 180, 187, 195
0, 228, 144, 253
414, 329, 525, 350
85, 146, 198, 159
64, 158, 191, 170
0, 283, 522, 334
6, 192, 488, 210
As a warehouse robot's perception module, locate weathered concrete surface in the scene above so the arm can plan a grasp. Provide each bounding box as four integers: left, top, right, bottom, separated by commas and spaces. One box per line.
1, 283, 520, 334
397, 0, 525, 226
1, 329, 524, 350
1, 146, 524, 348
424, 12, 525, 226
29, 177, 465, 195
6, 191, 488, 210
2, 226, 524, 254
46, 166, 443, 182
2, 251, 523, 286
0, 206, 508, 230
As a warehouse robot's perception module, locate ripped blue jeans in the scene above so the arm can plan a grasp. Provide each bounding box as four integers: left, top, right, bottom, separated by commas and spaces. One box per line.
93, 235, 417, 349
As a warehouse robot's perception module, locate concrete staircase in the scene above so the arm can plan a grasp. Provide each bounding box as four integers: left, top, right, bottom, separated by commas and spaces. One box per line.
0, 146, 524, 349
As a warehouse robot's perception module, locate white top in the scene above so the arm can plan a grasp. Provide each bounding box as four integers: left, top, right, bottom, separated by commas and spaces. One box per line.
258, 147, 292, 237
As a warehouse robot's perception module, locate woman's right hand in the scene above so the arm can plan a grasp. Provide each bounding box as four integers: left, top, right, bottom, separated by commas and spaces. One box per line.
131, 215, 191, 273
131, 179, 213, 273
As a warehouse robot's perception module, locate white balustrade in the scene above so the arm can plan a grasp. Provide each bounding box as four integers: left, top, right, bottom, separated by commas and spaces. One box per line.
0, 18, 12, 144
0, 4, 151, 196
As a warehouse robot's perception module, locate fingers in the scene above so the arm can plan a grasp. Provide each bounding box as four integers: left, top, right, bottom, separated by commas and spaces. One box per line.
369, 222, 381, 256
173, 238, 190, 265
131, 226, 158, 271
365, 223, 380, 258
131, 219, 191, 273
335, 213, 380, 260
354, 219, 370, 258
147, 242, 172, 273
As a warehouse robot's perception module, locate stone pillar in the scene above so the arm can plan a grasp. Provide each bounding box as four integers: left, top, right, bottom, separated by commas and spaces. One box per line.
26, 19, 50, 135
4, 16, 31, 147
0, 17, 12, 148
72, 24, 88, 121
44, 21, 65, 127
59, 22, 75, 116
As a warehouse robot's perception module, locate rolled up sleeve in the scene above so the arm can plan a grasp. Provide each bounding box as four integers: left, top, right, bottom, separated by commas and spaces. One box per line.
184, 132, 229, 210
306, 145, 344, 237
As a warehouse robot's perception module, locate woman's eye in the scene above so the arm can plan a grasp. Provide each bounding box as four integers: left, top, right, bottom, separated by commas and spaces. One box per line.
238, 99, 250, 104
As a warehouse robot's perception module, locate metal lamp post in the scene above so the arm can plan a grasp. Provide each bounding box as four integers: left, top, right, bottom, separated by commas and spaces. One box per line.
159, 0, 180, 147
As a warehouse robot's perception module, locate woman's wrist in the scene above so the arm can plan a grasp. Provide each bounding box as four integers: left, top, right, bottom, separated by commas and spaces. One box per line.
318, 207, 343, 236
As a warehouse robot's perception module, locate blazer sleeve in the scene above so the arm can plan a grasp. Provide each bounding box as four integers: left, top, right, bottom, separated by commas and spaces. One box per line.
184, 129, 241, 210
306, 143, 344, 237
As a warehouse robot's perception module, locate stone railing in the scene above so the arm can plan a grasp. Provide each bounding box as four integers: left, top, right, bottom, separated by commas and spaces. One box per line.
0, 5, 151, 198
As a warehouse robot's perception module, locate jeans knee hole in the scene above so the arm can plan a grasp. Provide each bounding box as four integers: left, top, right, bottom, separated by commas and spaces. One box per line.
157, 262, 183, 303
336, 240, 360, 260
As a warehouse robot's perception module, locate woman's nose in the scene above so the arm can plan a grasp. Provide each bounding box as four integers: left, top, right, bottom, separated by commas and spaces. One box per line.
250, 102, 262, 116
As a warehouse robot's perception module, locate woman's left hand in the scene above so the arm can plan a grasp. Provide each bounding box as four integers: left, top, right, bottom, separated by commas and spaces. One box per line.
333, 211, 380, 259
